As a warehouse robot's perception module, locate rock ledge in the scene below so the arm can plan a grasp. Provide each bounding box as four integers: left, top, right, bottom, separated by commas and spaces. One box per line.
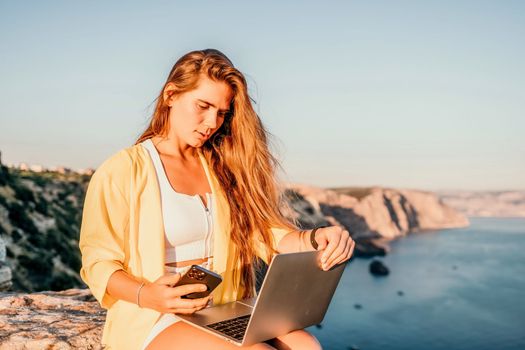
0, 288, 104, 350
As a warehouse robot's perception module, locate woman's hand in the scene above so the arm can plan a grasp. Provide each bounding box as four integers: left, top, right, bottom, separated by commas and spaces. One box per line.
313, 226, 355, 271
140, 273, 212, 315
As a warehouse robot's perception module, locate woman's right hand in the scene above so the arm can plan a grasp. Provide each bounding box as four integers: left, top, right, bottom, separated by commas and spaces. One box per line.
139, 273, 212, 315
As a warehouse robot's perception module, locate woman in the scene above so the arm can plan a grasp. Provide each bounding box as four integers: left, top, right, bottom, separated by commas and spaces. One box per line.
79, 49, 355, 350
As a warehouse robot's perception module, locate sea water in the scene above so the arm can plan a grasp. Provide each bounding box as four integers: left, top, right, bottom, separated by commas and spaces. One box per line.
307, 218, 525, 350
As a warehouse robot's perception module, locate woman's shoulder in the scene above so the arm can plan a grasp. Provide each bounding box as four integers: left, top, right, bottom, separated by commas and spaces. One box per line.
91, 142, 149, 181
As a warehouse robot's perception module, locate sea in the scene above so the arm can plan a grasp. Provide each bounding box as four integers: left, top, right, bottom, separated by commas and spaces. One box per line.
307, 218, 525, 350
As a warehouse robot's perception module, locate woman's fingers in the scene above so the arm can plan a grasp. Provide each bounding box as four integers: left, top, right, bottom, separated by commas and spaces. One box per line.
324, 229, 349, 270
174, 296, 209, 309
331, 236, 355, 268
171, 306, 201, 315
322, 229, 355, 270
166, 295, 211, 313
145, 277, 212, 314
320, 228, 342, 269
328, 234, 351, 268
347, 240, 356, 260
156, 272, 182, 287
169, 283, 208, 298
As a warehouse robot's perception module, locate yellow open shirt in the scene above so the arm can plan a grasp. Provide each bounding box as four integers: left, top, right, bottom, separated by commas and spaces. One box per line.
78, 143, 292, 349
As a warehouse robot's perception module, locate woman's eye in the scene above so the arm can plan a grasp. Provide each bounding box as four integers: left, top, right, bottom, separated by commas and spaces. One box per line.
197, 104, 208, 110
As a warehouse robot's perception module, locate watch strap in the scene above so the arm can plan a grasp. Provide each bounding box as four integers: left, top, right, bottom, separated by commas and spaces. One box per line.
310, 226, 328, 250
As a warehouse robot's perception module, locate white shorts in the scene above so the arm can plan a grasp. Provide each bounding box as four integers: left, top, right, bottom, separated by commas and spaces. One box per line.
141, 313, 183, 350
141, 261, 214, 350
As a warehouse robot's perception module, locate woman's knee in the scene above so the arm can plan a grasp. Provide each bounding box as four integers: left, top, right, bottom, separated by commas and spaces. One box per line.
269, 329, 322, 350
145, 321, 275, 350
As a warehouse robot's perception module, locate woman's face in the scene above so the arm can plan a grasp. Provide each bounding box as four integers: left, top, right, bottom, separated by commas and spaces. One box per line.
166, 75, 233, 149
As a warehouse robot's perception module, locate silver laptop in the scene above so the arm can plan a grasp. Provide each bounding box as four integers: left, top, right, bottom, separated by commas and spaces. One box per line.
178, 250, 347, 346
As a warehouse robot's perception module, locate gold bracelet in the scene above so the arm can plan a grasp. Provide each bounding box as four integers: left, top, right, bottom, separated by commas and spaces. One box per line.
136, 282, 146, 308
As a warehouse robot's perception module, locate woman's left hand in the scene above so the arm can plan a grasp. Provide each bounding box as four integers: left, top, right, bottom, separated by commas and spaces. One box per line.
313, 226, 355, 271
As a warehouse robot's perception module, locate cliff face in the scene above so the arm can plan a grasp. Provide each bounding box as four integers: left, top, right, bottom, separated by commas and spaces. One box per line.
0, 164, 90, 293
285, 185, 469, 240
0, 237, 11, 291
0, 163, 468, 295
0, 164, 13, 292
0, 166, 472, 349
0, 182, 470, 348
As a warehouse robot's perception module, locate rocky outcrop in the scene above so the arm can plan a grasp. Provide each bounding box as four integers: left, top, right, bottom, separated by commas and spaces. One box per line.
0, 162, 13, 291
0, 236, 12, 291
0, 162, 472, 349
285, 184, 469, 239
0, 288, 104, 349
369, 260, 389, 276
0, 159, 469, 296
0, 162, 88, 293
439, 190, 525, 217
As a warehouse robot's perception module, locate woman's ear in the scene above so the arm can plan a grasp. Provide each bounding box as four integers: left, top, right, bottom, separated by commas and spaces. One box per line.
163, 82, 177, 107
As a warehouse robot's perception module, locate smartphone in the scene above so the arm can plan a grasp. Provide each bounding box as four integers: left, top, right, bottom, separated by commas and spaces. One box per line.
175, 265, 223, 299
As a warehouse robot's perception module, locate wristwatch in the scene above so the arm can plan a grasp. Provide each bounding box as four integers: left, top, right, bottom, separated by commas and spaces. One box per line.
309, 226, 328, 250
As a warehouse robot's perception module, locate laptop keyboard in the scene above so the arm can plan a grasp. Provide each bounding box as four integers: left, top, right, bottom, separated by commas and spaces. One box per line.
206, 315, 250, 341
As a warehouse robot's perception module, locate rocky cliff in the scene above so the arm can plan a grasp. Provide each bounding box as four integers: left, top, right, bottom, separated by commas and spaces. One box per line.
0, 237, 11, 291
0, 162, 90, 293
0, 162, 471, 349
286, 184, 469, 239
0, 161, 469, 293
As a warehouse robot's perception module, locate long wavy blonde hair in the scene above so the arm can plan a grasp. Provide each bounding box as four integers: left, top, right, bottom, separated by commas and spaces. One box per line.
136, 49, 297, 298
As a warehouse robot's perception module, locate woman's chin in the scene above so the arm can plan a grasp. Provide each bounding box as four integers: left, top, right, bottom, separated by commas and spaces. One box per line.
190, 139, 206, 148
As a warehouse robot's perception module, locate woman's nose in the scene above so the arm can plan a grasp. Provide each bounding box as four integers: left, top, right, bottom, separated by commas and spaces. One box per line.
204, 113, 219, 129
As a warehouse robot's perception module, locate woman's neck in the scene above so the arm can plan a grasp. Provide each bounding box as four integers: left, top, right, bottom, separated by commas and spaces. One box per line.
151, 135, 200, 162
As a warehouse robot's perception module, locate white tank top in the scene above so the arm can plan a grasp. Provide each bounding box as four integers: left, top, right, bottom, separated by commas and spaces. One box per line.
141, 138, 214, 264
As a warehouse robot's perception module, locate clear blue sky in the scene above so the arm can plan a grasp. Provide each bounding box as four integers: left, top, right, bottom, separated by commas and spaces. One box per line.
1, 1, 524, 191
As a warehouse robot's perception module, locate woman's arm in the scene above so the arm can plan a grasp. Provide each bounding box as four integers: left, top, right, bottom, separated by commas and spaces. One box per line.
275, 229, 316, 254
78, 152, 131, 309
106, 270, 144, 305
276, 226, 355, 271
107, 268, 212, 314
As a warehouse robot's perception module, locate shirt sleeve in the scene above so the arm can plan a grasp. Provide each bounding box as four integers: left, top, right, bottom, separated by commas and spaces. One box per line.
78, 152, 130, 310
